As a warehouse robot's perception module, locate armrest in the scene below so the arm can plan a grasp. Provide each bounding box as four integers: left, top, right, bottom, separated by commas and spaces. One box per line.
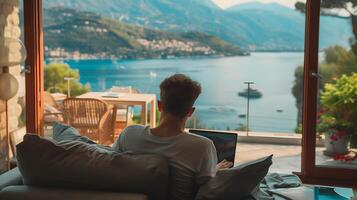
0, 168, 23, 190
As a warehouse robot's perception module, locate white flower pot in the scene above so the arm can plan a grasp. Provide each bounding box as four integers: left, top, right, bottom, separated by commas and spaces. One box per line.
323, 130, 350, 156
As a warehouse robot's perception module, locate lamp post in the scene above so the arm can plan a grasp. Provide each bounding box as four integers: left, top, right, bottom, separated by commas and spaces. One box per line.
64, 77, 74, 98
244, 81, 254, 136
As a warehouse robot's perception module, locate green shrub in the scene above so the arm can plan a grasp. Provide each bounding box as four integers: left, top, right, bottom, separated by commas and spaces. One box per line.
44, 63, 90, 96
320, 73, 357, 133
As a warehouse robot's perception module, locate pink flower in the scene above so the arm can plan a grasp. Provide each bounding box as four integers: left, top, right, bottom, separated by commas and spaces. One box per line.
333, 154, 344, 160
336, 131, 345, 139
330, 135, 338, 141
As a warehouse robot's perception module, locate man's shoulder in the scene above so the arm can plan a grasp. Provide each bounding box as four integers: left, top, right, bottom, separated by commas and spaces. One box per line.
122, 125, 148, 136
183, 132, 215, 148
125, 124, 147, 131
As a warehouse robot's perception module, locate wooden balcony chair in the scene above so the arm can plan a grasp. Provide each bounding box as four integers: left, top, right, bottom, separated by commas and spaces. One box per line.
9, 128, 26, 169
62, 98, 117, 145
109, 86, 139, 133
44, 91, 64, 128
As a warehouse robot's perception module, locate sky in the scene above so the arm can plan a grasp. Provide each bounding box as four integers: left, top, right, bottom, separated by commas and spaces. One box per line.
212, 0, 302, 9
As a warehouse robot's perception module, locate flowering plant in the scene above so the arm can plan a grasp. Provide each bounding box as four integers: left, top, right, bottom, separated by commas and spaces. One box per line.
316, 112, 351, 134
333, 151, 357, 162
320, 73, 357, 134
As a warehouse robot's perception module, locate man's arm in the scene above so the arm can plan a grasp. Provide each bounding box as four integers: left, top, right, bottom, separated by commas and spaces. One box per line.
195, 141, 218, 185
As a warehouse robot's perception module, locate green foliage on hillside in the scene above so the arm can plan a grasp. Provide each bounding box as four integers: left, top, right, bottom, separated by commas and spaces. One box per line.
43, 0, 352, 51
180, 32, 242, 55
44, 63, 90, 97
43, 7, 244, 59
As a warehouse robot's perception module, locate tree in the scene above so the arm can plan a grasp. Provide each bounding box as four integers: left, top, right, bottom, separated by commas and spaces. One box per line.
295, 0, 357, 53
235, 123, 249, 131
44, 63, 90, 97
292, 46, 357, 124
291, 65, 304, 125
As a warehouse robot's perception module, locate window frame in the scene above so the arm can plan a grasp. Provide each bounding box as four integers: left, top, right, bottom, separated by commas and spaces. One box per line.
296, 0, 357, 188
23, 0, 357, 187
24, 0, 44, 135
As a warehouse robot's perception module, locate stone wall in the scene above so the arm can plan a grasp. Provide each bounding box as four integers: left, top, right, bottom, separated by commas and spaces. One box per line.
0, 0, 22, 174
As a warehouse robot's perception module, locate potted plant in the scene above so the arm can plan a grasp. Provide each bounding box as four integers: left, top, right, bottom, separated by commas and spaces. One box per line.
319, 73, 357, 154
317, 113, 351, 155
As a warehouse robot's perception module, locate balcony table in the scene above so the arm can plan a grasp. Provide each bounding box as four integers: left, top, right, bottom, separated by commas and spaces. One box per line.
77, 92, 156, 128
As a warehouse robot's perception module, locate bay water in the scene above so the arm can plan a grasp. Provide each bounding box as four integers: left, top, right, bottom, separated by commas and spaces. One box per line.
62, 52, 305, 133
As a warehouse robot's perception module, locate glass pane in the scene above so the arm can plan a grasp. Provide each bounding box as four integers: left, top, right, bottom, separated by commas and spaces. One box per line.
41, 0, 306, 172
315, 0, 357, 169
0, 0, 26, 174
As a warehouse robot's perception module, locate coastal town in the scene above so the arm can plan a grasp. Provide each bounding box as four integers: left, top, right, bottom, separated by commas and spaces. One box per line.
45, 39, 217, 60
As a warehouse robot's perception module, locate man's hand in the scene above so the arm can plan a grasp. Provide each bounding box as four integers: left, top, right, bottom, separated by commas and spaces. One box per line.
217, 159, 233, 169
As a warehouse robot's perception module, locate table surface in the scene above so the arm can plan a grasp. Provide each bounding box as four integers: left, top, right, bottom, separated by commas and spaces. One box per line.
51, 93, 67, 101
77, 92, 156, 103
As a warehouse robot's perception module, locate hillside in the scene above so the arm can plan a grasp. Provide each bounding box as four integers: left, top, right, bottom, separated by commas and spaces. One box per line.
43, 0, 353, 51
43, 7, 244, 59
227, 2, 352, 50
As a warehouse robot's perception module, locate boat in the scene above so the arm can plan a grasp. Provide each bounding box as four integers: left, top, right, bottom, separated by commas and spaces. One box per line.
149, 71, 157, 78
238, 114, 246, 118
238, 88, 262, 98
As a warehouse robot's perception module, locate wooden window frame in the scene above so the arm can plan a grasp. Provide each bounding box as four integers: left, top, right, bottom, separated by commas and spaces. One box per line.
24, 0, 44, 136
296, 0, 357, 188
22, 0, 357, 187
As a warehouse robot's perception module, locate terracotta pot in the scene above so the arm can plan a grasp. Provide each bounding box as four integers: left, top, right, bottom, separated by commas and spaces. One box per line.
323, 130, 350, 156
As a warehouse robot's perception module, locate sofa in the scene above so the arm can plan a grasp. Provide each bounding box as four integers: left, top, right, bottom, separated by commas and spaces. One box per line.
0, 126, 275, 200
0, 167, 151, 200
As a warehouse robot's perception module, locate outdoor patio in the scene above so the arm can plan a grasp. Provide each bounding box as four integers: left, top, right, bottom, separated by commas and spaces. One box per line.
236, 142, 357, 173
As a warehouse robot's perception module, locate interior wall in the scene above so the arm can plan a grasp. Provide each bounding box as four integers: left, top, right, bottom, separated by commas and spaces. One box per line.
0, 0, 22, 174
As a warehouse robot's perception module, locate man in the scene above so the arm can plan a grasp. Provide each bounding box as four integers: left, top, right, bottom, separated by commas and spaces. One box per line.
113, 74, 232, 200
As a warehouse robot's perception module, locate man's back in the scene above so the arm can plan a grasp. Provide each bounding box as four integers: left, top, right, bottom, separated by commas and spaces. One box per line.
113, 125, 217, 200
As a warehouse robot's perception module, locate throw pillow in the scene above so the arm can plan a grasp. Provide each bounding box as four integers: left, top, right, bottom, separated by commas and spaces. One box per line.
16, 134, 169, 200
195, 155, 273, 200
52, 123, 96, 144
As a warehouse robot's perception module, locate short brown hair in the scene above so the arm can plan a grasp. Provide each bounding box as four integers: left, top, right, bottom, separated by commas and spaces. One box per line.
160, 74, 201, 118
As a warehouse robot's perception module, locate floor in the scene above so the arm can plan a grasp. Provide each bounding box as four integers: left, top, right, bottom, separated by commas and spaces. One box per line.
236, 142, 325, 174
235, 142, 301, 173
236, 142, 357, 173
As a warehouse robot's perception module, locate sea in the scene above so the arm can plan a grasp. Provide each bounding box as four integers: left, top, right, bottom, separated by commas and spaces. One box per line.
57, 52, 306, 133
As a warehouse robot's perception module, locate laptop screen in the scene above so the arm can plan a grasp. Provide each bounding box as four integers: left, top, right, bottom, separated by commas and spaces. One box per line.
189, 129, 238, 164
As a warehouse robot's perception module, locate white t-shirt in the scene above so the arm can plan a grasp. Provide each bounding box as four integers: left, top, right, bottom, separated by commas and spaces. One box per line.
112, 125, 218, 200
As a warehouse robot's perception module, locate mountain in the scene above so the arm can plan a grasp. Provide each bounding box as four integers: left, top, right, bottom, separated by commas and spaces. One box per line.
42, 0, 353, 51
43, 7, 244, 59
42, 0, 256, 48
227, 2, 352, 50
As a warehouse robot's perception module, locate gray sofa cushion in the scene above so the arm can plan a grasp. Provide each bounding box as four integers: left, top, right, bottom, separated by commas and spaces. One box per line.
16, 134, 169, 200
0, 168, 22, 190
0, 186, 148, 200
53, 123, 96, 144
195, 155, 273, 200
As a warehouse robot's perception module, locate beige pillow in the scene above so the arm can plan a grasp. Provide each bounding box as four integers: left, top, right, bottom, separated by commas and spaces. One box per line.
195, 155, 273, 200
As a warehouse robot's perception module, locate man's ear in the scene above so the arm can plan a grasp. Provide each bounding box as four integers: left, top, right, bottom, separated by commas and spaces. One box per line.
158, 100, 162, 112
188, 107, 195, 117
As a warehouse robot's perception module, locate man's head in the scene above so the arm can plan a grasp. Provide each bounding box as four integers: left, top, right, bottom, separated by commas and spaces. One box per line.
159, 74, 201, 118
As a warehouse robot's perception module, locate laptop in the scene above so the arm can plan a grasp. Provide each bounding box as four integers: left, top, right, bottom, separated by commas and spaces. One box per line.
189, 129, 238, 166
